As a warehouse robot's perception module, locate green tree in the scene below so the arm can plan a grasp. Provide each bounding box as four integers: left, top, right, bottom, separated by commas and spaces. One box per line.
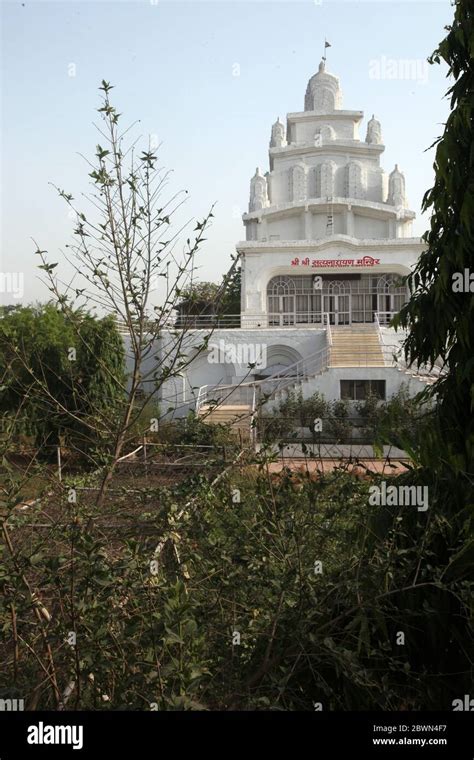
0, 304, 125, 456
177, 281, 220, 308
393, 0, 474, 480
219, 263, 241, 315
176, 262, 242, 319
34, 81, 226, 502
384, 2, 474, 707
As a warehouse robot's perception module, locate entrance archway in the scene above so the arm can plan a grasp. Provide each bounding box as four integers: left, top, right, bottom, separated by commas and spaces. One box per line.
254, 344, 303, 380
375, 275, 406, 324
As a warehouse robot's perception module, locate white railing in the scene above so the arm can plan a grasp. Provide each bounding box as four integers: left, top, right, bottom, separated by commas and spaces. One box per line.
115, 313, 330, 332
115, 311, 408, 333
196, 342, 446, 415
324, 312, 333, 347
174, 313, 330, 329
114, 314, 177, 336
262, 346, 330, 391
113, 309, 411, 335
381, 344, 445, 379
376, 310, 398, 327
373, 315, 442, 379
196, 344, 331, 413
196, 382, 258, 414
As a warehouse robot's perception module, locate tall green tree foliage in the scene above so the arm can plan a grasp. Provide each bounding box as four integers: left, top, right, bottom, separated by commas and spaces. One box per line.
219, 262, 241, 315
0, 304, 125, 454
394, 1, 474, 480
176, 263, 242, 317
387, 2, 474, 706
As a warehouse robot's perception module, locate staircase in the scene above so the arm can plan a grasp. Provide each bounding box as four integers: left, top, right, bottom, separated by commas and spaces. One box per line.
330, 326, 385, 367
199, 404, 252, 438
196, 345, 331, 429
195, 327, 443, 441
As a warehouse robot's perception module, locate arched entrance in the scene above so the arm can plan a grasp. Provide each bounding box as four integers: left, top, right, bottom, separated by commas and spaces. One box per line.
267, 275, 322, 326
266, 276, 297, 326
375, 275, 406, 324
253, 344, 303, 380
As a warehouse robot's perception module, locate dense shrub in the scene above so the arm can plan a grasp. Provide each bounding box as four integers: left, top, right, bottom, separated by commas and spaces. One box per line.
0, 461, 470, 710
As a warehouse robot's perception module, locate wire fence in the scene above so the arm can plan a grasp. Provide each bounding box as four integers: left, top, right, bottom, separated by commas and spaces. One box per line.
257, 414, 417, 444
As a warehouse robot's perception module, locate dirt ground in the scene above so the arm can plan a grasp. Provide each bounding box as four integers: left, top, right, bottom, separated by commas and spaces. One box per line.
263, 458, 409, 476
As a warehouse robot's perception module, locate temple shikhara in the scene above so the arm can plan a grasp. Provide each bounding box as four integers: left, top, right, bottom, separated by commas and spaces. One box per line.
156, 59, 440, 421
239, 58, 422, 329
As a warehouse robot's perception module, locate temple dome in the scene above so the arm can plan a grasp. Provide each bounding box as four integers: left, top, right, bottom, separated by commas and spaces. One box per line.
304, 59, 342, 113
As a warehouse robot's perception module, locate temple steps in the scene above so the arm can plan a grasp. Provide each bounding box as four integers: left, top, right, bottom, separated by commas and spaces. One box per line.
329, 327, 385, 367
198, 404, 252, 436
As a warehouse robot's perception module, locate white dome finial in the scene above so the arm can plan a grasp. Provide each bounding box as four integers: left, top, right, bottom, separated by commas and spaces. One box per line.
304, 61, 342, 113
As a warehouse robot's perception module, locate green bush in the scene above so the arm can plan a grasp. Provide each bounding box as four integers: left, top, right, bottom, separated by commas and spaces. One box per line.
1, 463, 470, 710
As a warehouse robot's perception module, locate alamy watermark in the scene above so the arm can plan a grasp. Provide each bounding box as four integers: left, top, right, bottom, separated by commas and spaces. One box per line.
452, 694, 474, 711
0, 698, 24, 711
0, 272, 24, 299
208, 339, 267, 369
369, 482, 429, 512
452, 269, 474, 292
369, 56, 428, 85
27, 722, 83, 750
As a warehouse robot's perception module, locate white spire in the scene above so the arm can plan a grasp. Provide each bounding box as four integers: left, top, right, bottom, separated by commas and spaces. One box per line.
304, 61, 342, 113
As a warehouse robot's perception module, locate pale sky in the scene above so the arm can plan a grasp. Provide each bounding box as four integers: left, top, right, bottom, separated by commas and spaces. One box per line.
1, 0, 454, 307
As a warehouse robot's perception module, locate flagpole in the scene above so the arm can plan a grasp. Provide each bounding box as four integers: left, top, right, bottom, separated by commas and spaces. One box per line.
323, 38, 331, 63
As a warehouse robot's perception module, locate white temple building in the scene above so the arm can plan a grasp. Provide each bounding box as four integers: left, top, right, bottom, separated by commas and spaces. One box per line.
240, 59, 420, 330
155, 60, 440, 423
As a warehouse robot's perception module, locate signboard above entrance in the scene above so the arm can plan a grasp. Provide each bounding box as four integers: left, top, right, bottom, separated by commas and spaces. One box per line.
291, 256, 381, 268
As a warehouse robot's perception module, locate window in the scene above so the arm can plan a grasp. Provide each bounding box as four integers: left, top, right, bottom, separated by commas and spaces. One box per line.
340, 379, 386, 401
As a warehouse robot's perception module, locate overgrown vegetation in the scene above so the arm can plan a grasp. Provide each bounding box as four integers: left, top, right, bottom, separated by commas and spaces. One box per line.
0, 304, 125, 457
0, 459, 469, 710
0, 2, 472, 712
260, 386, 432, 449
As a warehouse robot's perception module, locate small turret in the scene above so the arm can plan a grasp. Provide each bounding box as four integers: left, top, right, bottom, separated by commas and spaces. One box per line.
387, 164, 406, 207
270, 117, 286, 148
249, 167, 269, 212
366, 114, 383, 145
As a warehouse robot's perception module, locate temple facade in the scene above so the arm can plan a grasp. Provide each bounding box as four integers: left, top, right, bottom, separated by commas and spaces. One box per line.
238, 59, 423, 329
154, 60, 438, 418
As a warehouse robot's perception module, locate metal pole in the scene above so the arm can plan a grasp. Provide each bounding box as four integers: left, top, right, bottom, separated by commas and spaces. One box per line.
143, 434, 148, 479
57, 445, 62, 483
